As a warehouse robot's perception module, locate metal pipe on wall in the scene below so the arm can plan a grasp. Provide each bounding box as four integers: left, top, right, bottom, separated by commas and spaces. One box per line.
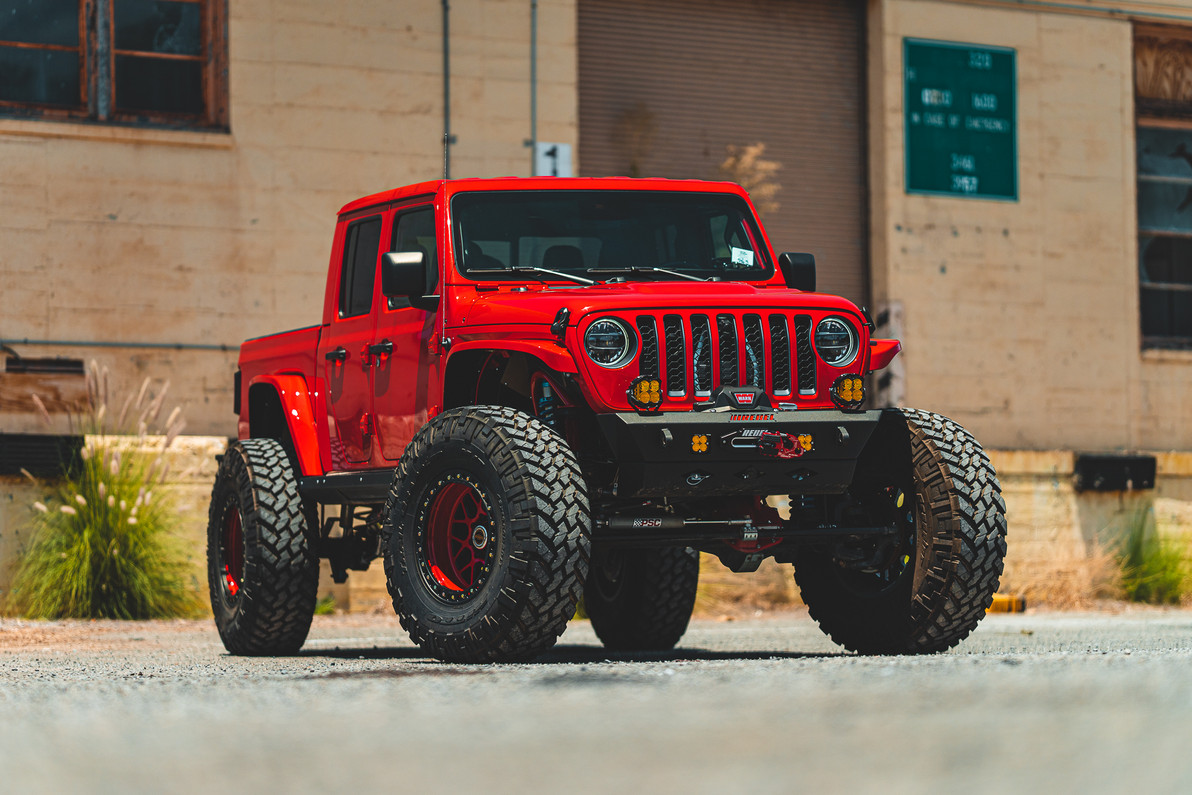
1, 338, 235, 352
442, 0, 453, 179
529, 0, 538, 175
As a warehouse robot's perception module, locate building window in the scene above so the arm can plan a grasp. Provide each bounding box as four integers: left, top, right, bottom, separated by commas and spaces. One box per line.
0, 0, 227, 129
1136, 25, 1192, 349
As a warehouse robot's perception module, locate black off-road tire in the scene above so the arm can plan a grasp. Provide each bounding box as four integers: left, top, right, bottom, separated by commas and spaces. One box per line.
381, 406, 591, 663
794, 409, 1007, 654
207, 438, 320, 656
584, 545, 700, 651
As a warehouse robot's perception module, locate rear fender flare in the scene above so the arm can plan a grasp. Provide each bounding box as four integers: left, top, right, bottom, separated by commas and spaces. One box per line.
247, 374, 323, 477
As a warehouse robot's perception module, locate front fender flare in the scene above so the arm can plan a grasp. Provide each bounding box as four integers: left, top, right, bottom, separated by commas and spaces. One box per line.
446, 339, 578, 374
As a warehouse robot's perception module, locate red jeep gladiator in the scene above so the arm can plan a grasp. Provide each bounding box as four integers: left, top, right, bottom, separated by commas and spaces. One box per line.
207, 177, 1007, 662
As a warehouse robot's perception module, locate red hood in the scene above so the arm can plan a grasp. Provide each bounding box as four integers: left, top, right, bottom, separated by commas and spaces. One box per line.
446, 282, 865, 329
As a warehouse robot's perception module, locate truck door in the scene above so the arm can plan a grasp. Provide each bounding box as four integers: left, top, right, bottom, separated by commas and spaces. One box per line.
318, 214, 383, 466
374, 204, 440, 461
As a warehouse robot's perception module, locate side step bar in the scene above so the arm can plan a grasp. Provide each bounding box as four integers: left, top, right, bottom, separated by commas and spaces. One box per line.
300, 469, 395, 504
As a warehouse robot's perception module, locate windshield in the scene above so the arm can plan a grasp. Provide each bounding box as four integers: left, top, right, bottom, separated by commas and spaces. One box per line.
451, 190, 772, 283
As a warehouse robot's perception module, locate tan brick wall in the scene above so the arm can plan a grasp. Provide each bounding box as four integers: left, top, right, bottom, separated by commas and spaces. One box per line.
0, 0, 577, 437
869, 0, 1192, 452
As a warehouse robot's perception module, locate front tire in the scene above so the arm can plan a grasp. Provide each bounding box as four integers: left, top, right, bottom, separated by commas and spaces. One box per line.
382, 406, 591, 663
794, 409, 1007, 654
584, 545, 700, 652
207, 439, 319, 656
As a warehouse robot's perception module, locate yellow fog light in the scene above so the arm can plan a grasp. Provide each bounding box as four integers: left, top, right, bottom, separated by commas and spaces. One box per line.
691, 434, 708, 453
628, 376, 662, 411
797, 433, 814, 452
830, 374, 865, 410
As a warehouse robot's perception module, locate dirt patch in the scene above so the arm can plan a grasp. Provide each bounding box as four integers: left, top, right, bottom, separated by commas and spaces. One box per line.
0, 617, 214, 652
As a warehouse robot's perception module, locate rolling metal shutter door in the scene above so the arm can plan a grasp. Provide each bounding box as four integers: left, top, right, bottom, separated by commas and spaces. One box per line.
578, 0, 868, 304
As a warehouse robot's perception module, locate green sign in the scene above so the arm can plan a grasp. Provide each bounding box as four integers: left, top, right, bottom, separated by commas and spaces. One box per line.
904, 39, 1017, 200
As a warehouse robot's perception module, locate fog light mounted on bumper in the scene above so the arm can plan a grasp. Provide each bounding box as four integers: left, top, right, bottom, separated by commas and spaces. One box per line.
830, 374, 865, 411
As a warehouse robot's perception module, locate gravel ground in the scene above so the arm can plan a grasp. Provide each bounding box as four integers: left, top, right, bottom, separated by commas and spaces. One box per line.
3, 609, 1192, 794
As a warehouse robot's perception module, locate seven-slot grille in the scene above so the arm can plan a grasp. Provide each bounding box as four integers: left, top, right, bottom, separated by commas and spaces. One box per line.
634, 312, 819, 399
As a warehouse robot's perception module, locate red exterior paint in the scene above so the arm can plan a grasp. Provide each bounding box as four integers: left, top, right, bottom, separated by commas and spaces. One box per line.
235, 177, 901, 478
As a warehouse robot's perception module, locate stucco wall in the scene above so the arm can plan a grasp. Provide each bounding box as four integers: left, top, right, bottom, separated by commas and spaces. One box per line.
869, 0, 1192, 452
0, 0, 577, 437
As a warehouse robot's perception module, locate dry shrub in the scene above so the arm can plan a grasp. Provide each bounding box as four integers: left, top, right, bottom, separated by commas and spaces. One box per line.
999, 544, 1123, 610
693, 553, 801, 617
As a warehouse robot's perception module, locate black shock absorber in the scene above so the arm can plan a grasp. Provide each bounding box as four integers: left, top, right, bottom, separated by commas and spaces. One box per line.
534, 377, 559, 431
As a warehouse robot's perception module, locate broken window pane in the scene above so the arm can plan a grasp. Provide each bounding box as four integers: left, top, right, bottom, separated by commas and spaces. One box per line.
113, 0, 200, 55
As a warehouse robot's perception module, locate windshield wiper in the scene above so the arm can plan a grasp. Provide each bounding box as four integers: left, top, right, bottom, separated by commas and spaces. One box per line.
588, 266, 714, 283
469, 265, 595, 286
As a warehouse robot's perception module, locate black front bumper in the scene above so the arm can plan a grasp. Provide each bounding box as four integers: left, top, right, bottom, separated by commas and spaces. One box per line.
595, 409, 884, 498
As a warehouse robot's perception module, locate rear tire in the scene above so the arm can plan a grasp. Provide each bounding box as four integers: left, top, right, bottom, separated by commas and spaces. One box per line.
207, 439, 319, 656
794, 409, 1007, 654
382, 406, 591, 663
584, 545, 700, 651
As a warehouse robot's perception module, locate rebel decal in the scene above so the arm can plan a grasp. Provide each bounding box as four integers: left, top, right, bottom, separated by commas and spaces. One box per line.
718, 429, 814, 459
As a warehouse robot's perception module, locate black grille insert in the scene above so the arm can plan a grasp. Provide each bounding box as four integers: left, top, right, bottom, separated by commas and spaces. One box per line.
636, 317, 659, 380
663, 315, 686, 396
716, 314, 738, 387
743, 314, 765, 389
794, 315, 815, 394
769, 314, 791, 396
691, 315, 713, 396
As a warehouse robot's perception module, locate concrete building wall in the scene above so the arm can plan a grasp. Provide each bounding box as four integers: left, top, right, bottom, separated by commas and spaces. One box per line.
869, 0, 1192, 453
0, 0, 577, 438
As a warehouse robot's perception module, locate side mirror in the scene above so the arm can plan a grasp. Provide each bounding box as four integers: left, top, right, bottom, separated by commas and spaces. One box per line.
381, 250, 426, 298
777, 252, 816, 292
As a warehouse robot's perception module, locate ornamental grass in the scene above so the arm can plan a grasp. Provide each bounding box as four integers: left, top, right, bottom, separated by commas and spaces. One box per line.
8, 361, 202, 619
1118, 507, 1192, 606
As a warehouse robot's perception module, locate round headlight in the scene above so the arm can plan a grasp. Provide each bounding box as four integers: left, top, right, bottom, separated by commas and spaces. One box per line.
584, 318, 635, 368
815, 317, 858, 367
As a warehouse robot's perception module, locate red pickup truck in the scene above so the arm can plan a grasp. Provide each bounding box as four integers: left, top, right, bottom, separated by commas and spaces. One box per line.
207, 177, 1007, 662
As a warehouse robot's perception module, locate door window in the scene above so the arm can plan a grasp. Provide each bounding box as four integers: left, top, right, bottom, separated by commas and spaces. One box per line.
389, 207, 437, 309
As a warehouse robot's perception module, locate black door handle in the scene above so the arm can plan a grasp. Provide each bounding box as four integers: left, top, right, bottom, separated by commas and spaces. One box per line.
368, 340, 394, 357
324, 346, 347, 362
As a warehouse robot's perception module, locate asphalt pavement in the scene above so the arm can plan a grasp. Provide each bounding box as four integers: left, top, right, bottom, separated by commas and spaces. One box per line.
3, 609, 1192, 794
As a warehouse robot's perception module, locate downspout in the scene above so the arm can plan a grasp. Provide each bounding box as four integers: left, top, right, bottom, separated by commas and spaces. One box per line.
442, 0, 453, 179
528, 0, 538, 175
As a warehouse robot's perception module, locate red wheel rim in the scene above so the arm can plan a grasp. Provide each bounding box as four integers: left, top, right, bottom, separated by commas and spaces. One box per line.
221, 505, 244, 597
420, 478, 495, 601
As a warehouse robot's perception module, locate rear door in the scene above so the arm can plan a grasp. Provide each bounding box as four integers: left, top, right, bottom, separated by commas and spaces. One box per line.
317, 213, 383, 466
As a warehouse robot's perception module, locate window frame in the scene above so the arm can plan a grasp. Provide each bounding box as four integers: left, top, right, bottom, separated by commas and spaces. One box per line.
1135, 23, 1192, 350
0, 0, 228, 130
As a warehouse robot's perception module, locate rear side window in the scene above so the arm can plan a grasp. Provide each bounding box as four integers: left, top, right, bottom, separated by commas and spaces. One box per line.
339, 216, 382, 317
